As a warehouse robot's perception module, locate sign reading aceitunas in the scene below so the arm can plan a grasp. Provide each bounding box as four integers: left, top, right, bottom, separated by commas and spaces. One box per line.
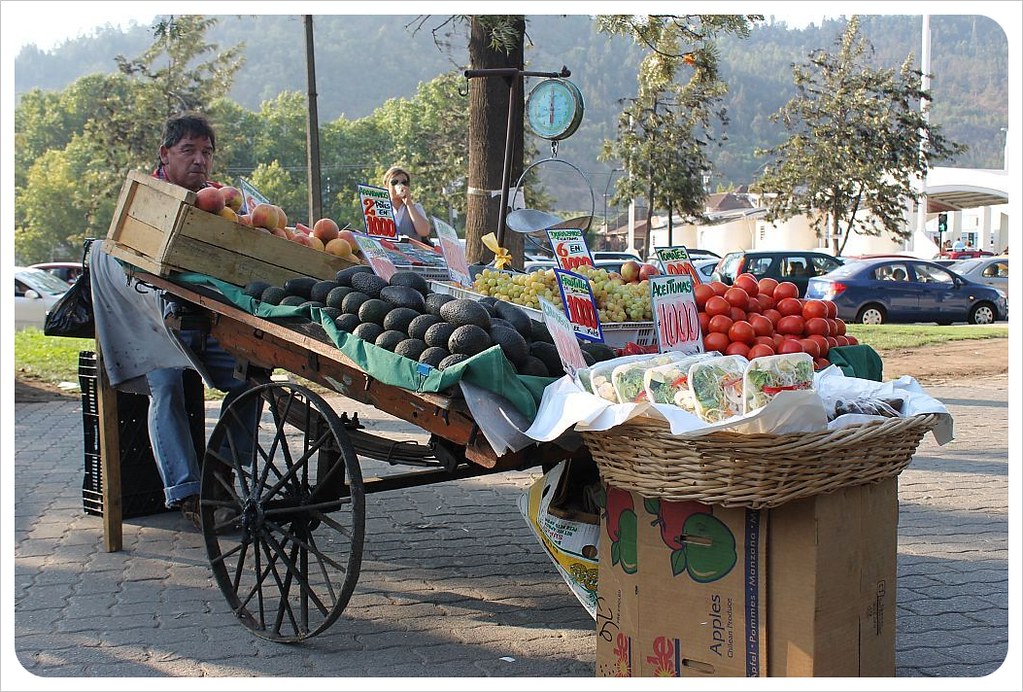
357, 183, 397, 238
649, 274, 703, 355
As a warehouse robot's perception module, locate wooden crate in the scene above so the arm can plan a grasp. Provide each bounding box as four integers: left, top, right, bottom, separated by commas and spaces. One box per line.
105, 171, 357, 287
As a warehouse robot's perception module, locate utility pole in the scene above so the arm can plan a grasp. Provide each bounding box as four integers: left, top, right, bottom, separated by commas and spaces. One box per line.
304, 15, 323, 223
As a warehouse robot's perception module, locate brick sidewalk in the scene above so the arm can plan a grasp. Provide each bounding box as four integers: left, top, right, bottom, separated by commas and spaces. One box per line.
8, 378, 1014, 684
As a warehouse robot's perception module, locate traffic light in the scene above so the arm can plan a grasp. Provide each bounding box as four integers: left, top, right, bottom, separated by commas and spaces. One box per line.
938, 213, 948, 234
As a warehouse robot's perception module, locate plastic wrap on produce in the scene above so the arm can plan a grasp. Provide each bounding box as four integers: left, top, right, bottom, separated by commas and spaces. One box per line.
525, 365, 953, 445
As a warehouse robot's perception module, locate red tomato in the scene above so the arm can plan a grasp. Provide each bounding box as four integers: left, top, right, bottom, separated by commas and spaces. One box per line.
704, 332, 731, 353
804, 317, 830, 336
729, 306, 748, 323
708, 314, 734, 334
824, 300, 837, 319
724, 341, 751, 358
694, 283, 715, 310
802, 300, 828, 320
778, 339, 805, 354
774, 281, 800, 300
704, 295, 731, 317
834, 318, 847, 336
763, 308, 783, 326
814, 357, 831, 371
834, 335, 850, 347
799, 338, 821, 359
750, 314, 774, 337
776, 297, 803, 317
777, 314, 805, 336
728, 320, 756, 345
748, 343, 776, 359
807, 334, 829, 356
757, 277, 779, 297
753, 335, 776, 348
826, 336, 840, 349
699, 311, 711, 336
708, 281, 729, 297
734, 274, 760, 297
845, 334, 859, 345
724, 286, 750, 308
772, 333, 787, 349
746, 296, 761, 314
756, 294, 776, 311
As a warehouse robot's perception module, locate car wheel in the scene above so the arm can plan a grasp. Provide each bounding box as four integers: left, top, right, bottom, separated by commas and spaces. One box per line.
969, 302, 996, 325
857, 304, 886, 325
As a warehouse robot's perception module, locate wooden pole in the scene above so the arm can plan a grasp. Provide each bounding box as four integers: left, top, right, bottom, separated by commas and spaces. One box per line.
95, 343, 123, 552
305, 15, 323, 223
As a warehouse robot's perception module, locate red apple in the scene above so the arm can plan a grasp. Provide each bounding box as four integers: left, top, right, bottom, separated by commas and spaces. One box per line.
312, 218, 340, 243
219, 186, 243, 212
195, 187, 225, 214
638, 263, 660, 281
620, 260, 641, 283
250, 203, 280, 230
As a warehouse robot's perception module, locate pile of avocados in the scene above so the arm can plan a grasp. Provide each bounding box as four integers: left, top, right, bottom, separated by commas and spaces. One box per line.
244, 267, 617, 377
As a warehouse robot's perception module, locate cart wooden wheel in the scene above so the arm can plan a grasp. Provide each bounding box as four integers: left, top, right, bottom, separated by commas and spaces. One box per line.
200, 382, 365, 642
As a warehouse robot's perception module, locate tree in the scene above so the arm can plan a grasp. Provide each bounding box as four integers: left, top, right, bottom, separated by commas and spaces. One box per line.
597, 14, 760, 255
752, 16, 967, 255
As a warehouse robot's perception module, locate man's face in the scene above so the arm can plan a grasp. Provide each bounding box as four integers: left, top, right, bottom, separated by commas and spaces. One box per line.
160, 132, 214, 191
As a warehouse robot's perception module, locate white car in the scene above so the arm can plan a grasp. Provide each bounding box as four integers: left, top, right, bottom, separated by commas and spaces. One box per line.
14, 266, 70, 331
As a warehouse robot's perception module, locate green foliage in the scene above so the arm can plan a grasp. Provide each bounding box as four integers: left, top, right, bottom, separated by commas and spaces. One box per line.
752, 16, 968, 254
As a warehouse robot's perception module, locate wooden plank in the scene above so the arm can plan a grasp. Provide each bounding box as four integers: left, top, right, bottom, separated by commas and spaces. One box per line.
94, 344, 123, 553
109, 216, 170, 262
103, 239, 167, 277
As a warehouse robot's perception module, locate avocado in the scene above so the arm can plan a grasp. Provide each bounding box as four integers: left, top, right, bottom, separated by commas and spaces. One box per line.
424, 321, 457, 349
439, 298, 492, 330
336, 265, 374, 286
418, 346, 450, 368
489, 317, 516, 332
374, 329, 406, 352
341, 291, 371, 315
407, 313, 444, 341
530, 341, 565, 377
438, 353, 470, 371
259, 285, 287, 305
447, 324, 493, 357
581, 341, 617, 363
299, 300, 325, 309
394, 338, 428, 360
488, 324, 529, 366
310, 280, 341, 304
516, 355, 551, 378
352, 322, 384, 342
283, 276, 318, 299
582, 350, 596, 366
424, 292, 456, 316
382, 307, 420, 334
334, 313, 361, 333
388, 270, 430, 297
350, 272, 389, 298
325, 285, 354, 309
358, 298, 391, 325
244, 280, 272, 299
379, 285, 426, 312
529, 319, 555, 344
279, 294, 306, 306
321, 306, 342, 321
494, 300, 533, 339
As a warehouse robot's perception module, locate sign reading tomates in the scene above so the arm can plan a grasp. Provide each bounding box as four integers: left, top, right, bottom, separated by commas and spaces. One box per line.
547, 229, 593, 272
357, 183, 398, 238
655, 246, 702, 284
649, 274, 703, 355
540, 297, 588, 377
554, 268, 604, 342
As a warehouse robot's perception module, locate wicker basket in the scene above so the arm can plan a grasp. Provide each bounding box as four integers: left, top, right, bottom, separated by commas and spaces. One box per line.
580, 413, 939, 509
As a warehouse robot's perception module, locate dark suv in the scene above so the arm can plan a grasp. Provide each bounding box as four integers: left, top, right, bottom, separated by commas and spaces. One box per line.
711, 250, 843, 296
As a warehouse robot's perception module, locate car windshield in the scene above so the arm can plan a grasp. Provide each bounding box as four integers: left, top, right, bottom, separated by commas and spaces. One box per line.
16, 268, 70, 296
822, 261, 865, 279
949, 259, 983, 272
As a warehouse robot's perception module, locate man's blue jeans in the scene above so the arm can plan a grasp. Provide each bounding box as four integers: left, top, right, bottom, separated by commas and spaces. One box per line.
146, 330, 257, 508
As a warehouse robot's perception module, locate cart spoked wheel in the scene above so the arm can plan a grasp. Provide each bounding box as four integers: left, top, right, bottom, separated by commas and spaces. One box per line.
200, 382, 365, 642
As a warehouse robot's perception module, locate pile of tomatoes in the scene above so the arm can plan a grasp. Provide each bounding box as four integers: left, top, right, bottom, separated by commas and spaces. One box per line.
695, 273, 859, 370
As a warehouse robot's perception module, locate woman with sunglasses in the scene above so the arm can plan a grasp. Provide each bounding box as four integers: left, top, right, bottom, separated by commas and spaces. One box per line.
383, 165, 431, 239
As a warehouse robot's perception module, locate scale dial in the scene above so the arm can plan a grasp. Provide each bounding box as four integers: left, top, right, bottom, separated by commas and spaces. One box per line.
525, 78, 585, 141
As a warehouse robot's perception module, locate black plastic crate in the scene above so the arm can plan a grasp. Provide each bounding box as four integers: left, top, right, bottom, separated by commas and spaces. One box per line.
79, 351, 206, 518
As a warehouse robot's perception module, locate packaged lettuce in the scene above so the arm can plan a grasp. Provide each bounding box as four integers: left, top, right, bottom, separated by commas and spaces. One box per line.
576, 353, 656, 403
610, 352, 687, 404
689, 354, 749, 423
642, 352, 718, 412
742, 352, 814, 411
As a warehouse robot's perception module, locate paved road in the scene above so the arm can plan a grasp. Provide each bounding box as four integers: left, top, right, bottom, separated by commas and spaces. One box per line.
7, 377, 1016, 686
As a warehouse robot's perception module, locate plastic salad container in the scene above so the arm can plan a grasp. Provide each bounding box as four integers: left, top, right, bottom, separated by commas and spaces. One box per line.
642, 352, 718, 412
689, 354, 749, 422
609, 352, 688, 404
742, 352, 815, 411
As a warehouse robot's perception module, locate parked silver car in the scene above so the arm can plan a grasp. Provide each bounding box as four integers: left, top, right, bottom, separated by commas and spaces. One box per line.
949, 256, 1008, 296
14, 266, 69, 331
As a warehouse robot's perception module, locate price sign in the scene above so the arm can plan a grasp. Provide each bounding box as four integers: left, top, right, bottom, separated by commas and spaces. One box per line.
554, 269, 603, 342
655, 246, 702, 284
432, 216, 472, 287
547, 229, 593, 272
649, 274, 703, 355
539, 297, 588, 378
357, 184, 398, 238
352, 233, 397, 281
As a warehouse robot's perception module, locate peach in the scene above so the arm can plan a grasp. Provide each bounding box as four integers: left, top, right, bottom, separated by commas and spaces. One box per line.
195, 186, 225, 214
219, 186, 243, 212
250, 203, 280, 230
325, 238, 353, 257
312, 218, 340, 243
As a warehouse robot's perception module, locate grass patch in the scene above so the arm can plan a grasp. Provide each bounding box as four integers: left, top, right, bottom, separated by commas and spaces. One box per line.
845, 324, 1008, 351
